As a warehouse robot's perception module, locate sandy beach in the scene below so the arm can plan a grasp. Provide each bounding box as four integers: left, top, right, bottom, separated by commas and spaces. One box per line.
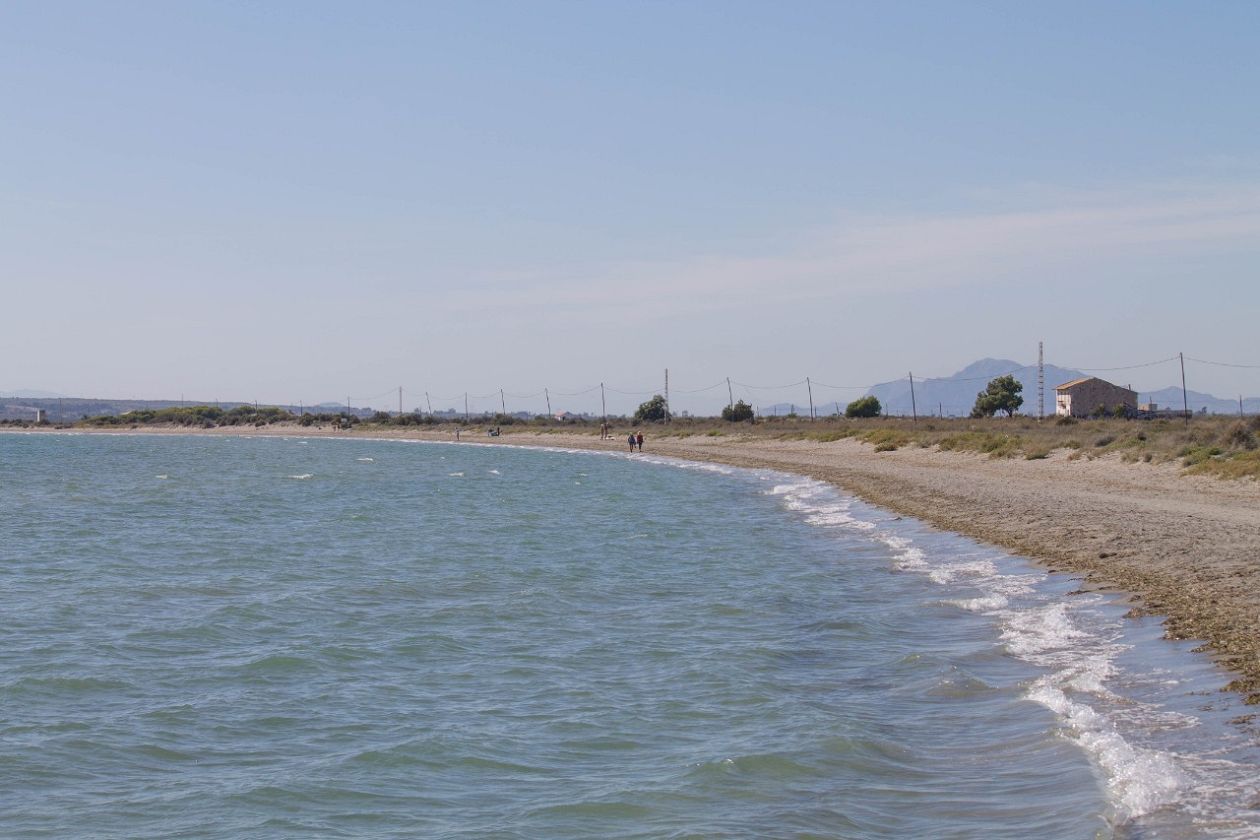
24, 424, 1260, 703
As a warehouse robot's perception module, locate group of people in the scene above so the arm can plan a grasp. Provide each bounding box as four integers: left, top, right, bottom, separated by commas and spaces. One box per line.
596, 422, 643, 452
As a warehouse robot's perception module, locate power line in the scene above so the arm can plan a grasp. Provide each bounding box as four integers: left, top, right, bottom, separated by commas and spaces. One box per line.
1064, 355, 1180, 372
552, 385, 601, 396
329, 350, 1254, 416
673, 380, 726, 394
1186, 356, 1260, 369
731, 378, 808, 390
604, 386, 658, 396
810, 380, 876, 390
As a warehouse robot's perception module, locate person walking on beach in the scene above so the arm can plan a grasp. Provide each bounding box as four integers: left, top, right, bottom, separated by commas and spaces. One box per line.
636, 431, 644, 452
628, 432, 637, 453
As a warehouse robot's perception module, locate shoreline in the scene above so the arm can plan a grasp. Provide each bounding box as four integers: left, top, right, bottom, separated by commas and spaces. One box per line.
11, 423, 1260, 703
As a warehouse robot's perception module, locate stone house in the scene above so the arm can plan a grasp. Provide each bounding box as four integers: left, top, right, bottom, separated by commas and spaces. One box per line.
1055, 377, 1137, 418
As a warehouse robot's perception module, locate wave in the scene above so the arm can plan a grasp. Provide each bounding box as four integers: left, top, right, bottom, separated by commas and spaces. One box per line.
757, 466, 1238, 829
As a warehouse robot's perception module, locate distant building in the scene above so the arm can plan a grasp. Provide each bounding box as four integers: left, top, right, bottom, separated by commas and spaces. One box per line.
34, 408, 47, 423
1055, 377, 1137, 418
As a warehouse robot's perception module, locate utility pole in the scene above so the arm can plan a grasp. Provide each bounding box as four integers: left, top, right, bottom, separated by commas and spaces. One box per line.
908, 372, 918, 422
464, 393, 469, 423
806, 377, 815, 420
727, 377, 734, 414
545, 387, 552, 417
299, 400, 303, 416
1038, 341, 1045, 421
500, 389, 506, 416
425, 392, 432, 417
600, 383, 607, 425
664, 368, 670, 423
399, 386, 403, 417
1180, 352, 1189, 425
1241, 395, 1245, 418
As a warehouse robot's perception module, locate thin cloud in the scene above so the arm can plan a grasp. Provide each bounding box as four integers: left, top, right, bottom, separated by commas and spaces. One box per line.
445, 182, 1260, 318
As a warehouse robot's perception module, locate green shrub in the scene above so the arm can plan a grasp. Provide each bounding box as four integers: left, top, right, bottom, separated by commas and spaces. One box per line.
845, 396, 881, 418
721, 400, 754, 422
1222, 421, 1257, 451
634, 395, 668, 423
1180, 445, 1223, 466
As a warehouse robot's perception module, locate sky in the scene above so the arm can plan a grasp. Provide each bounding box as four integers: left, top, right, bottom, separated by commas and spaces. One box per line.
2, 1, 1258, 415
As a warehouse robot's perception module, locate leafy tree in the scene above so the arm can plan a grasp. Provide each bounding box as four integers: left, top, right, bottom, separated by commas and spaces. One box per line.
845, 395, 882, 418
721, 400, 754, 422
634, 394, 668, 423
971, 375, 1024, 417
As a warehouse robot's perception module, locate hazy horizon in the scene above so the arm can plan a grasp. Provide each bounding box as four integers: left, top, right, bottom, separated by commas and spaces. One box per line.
3, 2, 1258, 415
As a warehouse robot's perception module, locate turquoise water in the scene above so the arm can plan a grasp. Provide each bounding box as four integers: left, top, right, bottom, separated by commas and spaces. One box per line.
2, 433, 1258, 839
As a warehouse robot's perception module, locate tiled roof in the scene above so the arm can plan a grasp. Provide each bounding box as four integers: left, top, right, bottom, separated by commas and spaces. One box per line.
1055, 377, 1095, 390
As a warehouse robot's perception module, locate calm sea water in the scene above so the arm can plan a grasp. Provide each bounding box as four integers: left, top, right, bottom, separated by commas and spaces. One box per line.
2, 433, 1258, 839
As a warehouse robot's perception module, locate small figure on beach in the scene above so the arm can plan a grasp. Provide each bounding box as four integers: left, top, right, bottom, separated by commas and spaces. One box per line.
628, 432, 636, 453
600, 422, 608, 440
636, 431, 644, 452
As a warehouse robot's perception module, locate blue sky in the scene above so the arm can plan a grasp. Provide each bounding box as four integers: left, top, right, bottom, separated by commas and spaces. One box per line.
2, 1, 1258, 414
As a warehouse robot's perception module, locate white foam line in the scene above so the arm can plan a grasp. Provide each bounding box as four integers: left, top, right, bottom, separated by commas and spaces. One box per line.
764, 478, 1193, 826
1029, 678, 1182, 821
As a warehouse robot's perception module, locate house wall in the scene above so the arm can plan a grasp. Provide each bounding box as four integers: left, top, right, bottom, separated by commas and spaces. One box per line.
1056, 380, 1138, 417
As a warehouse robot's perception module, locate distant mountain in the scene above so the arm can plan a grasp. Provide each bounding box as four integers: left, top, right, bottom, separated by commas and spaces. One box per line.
860, 359, 1258, 417
0, 389, 66, 398
864, 358, 1088, 417
1139, 387, 1260, 416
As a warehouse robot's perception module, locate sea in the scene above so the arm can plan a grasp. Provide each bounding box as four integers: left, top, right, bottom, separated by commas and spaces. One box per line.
1, 432, 1258, 839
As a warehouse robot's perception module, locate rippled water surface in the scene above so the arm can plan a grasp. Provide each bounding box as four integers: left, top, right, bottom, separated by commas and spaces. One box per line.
2, 433, 1258, 839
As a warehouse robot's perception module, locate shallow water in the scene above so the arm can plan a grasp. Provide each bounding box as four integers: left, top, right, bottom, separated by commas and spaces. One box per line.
1, 433, 1257, 838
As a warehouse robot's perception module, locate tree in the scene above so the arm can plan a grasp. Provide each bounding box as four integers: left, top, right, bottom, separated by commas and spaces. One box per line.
721, 400, 754, 422
845, 395, 882, 418
971, 375, 1024, 417
634, 394, 668, 423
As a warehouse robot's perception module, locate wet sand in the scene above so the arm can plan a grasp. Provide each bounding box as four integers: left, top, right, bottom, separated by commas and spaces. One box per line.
21, 424, 1260, 701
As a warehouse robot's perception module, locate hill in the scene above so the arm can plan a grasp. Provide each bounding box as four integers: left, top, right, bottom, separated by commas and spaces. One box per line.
863, 358, 1084, 417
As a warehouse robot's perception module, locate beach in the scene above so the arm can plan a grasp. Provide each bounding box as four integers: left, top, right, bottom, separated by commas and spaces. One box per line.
22, 424, 1260, 704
